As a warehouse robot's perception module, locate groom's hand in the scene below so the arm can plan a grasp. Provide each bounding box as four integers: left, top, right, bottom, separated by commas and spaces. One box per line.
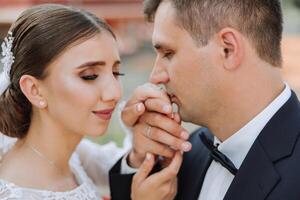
131, 151, 182, 200
121, 83, 191, 168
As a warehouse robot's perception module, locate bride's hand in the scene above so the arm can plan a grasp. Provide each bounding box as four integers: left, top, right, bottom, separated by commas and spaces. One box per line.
131, 151, 182, 200
121, 83, 172, 127
121, 83, 189, 168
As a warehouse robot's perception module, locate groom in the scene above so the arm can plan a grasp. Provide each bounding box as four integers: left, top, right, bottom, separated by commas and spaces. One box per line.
110, 0, 300, 199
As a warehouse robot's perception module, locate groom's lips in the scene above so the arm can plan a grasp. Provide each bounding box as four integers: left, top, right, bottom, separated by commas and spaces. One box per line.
168, 93, 179, 104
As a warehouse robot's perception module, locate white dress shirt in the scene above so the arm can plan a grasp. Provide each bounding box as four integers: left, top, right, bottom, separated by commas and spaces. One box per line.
198, 84, 291, 200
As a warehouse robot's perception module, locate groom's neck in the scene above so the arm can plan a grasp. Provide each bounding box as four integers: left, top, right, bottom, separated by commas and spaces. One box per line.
206, 69, 284, 142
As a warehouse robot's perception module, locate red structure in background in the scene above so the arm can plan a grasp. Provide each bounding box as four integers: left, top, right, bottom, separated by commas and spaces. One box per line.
0, 0, 151, 55
0, 0, 142, 9
0, 0, 143, 19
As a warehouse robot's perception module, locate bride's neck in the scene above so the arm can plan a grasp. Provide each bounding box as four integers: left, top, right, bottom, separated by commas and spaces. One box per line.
19, 114, 82, 173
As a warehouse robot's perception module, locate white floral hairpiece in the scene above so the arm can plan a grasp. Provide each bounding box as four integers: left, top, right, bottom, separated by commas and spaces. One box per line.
0, 31, 15, 95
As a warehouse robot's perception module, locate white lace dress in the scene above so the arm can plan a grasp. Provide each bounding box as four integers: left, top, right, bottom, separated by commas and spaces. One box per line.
0, 135, 131, 200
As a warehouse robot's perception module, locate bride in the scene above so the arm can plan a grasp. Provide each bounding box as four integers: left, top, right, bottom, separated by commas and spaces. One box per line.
0, 4, 179, 200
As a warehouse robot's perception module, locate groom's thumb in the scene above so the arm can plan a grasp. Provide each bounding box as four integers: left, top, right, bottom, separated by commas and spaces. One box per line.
132, 153, 155, 186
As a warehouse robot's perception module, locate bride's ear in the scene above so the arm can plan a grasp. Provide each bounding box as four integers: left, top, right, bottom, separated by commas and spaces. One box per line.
19, 75, 47, 109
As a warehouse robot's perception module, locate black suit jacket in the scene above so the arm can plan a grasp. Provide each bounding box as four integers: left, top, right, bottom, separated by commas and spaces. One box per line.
109, 91, 300, 200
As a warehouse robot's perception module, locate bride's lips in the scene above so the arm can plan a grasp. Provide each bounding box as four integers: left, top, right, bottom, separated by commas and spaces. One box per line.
92, 108, 115, 120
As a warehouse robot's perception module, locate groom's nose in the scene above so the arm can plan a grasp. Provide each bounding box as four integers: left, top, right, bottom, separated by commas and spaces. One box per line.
149, 61, 169, 84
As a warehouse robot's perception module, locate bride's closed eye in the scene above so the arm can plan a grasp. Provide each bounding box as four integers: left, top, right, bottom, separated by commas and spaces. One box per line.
80, 72, 125, 81
81, 74, 98, 80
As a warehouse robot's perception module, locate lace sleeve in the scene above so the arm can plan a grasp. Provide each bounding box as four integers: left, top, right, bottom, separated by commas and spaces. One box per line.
0, 133, 17, 159
0, 181, 22, 200
75, 139, 129, 197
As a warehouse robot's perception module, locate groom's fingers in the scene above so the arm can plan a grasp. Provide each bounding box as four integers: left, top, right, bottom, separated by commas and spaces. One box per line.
159, 151, 182, 182
132, 153, 155, 187
121, 102, 146, 127
148, 151, 182, 183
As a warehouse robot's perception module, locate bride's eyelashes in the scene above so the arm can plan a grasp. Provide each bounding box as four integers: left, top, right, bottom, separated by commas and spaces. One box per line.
81, 74, 98, 80
80, 72, 125, 81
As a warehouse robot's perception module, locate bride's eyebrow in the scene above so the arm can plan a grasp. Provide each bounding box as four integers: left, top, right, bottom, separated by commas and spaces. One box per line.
76, 61, 106, 69
77, 60, 121, 69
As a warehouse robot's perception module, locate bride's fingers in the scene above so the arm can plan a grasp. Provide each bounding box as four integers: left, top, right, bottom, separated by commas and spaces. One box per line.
121, 102, 145, 127
139, 112, 189, 141
134, 123, 175, 158
173, 112, 181, 124
140, 125, 191, 152
132, 153, 155, 187
122, 98, 174, 127
127, 83, 170, 106
144, 98, 173, 115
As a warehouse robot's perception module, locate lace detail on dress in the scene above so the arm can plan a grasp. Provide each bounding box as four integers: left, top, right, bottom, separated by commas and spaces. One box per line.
0, 180, 99, 200
0, 182, 22, 200
0, 137, 102, 200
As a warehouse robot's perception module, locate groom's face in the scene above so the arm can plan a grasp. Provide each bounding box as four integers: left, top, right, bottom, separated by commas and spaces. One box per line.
150, 1, 222, 125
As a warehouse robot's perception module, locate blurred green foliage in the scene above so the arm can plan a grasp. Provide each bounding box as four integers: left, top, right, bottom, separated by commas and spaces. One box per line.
294, 0, 300, 8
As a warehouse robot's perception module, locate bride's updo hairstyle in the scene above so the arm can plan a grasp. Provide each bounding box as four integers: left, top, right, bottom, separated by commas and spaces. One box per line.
0, 4, 116, 139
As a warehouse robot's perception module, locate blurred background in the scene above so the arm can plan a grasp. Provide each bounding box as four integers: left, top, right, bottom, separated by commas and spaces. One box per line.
1, 0, 300, 146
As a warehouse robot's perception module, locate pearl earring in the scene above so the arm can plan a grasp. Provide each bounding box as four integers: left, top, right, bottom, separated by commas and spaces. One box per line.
39, 100, 46, 107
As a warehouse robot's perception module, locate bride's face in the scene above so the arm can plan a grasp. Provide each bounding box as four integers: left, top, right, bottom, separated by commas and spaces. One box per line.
40, 32, 122, 137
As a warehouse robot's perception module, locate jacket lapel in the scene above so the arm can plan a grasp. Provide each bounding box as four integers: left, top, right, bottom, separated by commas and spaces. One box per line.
224, 140, 280, 200
176, 128, 213, 200
224, 92, 300, 200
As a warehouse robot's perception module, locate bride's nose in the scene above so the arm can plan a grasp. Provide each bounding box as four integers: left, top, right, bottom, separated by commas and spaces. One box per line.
100, 76, 121, 103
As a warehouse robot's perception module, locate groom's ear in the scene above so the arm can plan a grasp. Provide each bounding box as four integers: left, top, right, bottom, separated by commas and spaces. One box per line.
218, 28, 244, 71
19, 75, 47, 109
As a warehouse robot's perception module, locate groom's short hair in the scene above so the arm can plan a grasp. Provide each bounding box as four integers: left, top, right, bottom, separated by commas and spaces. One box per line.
144, 0, 283, 67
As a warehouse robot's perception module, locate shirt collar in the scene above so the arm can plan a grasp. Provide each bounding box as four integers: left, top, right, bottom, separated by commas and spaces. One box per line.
214, 84, 291, 169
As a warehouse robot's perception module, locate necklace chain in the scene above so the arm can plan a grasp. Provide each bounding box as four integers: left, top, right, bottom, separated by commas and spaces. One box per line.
23, 142, 78, 188
25, 143, 61, 172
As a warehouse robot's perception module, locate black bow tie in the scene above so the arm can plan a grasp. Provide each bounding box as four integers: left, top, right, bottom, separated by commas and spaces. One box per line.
200, 133, 238, 175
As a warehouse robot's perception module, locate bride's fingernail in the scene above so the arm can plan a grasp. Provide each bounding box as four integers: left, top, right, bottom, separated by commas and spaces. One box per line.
136, 103, 143, 112
182, 142, 192, 152
163, 105, 172, 113
146, 153, 152, 160
180, 131, 189, 140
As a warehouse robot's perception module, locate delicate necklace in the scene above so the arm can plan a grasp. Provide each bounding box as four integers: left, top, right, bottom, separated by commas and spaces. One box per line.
25, 143, 61, 172
25, 143, 78, 189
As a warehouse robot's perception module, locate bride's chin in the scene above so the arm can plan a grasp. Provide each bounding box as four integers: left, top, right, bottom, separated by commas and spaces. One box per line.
87, 125, 109, 137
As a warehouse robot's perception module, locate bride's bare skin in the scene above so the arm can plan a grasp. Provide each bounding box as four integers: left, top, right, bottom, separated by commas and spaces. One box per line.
0, 32, 121, 191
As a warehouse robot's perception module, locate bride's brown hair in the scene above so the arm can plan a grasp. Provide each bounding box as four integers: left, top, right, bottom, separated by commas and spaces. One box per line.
0, 4, 116, 139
